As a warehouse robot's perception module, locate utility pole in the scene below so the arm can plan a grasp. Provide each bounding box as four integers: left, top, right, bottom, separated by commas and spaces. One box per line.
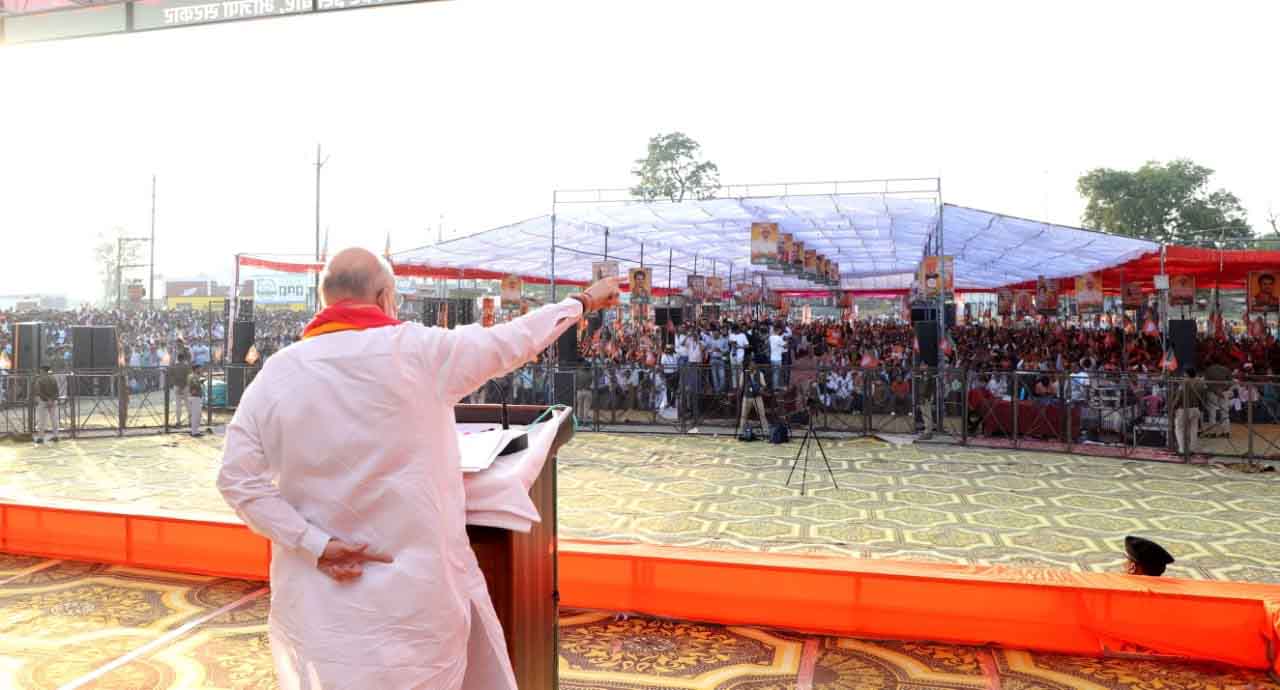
116, 234, 151, 310
149, 174, 156, 311
314, 144, 329, 309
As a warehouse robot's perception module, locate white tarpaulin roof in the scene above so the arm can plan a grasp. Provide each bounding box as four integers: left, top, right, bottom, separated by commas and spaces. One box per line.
392, 196, 1158, 291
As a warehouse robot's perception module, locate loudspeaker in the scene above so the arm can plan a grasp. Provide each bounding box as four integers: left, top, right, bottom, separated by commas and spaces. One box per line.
654, 307, 683, 329
226, 365, 259, 407
914, 321, 940, 367
1168, 319, 1197, 373
557, 328, 579, 364
14, 322, 43, 371
239, 299, 255, 321
71, 326, 95, 370
553, 371, 576, 408
911, 304, 956, 327
92, 326, 118, 369
232, 321, 256, 364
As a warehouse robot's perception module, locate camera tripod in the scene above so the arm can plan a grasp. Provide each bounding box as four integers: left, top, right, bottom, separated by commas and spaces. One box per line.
785, 410, 839, 495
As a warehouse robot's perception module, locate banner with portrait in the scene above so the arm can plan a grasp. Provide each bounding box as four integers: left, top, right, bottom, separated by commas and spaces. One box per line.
917, 256, 954, 297
901, 295, 911, 321
592, 260, 619, 282
1014, 290, 1034, 317
1074, 273, 1102, 313
751, 223, 779, 266
437, 301, 450, 328
780, 234, 796, 273
1169, 274, 1196, 307
628, 267, 652, 303
817, 257, 830, 284
481, 297, 496, 327
792, 241, 805, 274
803, 249, 817, 279
1035, 276, 1060, 314
1248, 271, 1279, 313
997, 288, 1013, 316
1121, 281, 1144, 309
829, 261, 840, 286
500, 275, 522, 304
705, 276, 724, 301
687, 274, 707, 302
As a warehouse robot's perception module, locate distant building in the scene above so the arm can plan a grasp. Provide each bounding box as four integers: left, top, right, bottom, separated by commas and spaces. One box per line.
0, 294, 68, 311
165, 280, 230, 311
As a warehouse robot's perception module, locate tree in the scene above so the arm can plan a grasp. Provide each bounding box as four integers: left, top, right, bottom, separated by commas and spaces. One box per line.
93, 228, 143, 308
630, 132, 720, 203
1076, 160, 1254, 247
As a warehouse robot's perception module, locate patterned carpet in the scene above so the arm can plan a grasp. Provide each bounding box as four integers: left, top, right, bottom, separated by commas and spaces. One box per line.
2, 432, 1280, 583
0, 555, 1273, 690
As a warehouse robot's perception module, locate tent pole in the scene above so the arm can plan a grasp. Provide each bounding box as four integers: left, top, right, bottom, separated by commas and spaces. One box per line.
667, 248, 673, 308
550, 211, 557, 302
937, 179, 946, 370
603, 228, 609, 262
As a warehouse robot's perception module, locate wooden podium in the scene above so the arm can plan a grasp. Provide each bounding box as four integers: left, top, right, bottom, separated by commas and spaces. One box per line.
457, 404, 571, 690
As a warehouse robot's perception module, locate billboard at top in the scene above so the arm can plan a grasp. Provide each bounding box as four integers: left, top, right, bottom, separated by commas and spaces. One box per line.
1, 0, 441, 43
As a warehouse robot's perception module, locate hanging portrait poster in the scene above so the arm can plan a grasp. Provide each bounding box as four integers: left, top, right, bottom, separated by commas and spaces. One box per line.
481, 297, 496, 327
780, 234, 796, 273
803, 249, 818, 279
1014, 290, 1034, 316
705, 276, 724, 302
687, 274, 707, 303
997, 288, 1013, 316
1075, 273, 1103, 313
918, 256, 955, 297
500, 275, 522, 304
792, 241, 806, 275
592, 261, 619, 282
751, 223, 779, 266
628, 267, 652, 304
1036, 276, 1060, 315
1248, 271, 1279, 313
1169, 274, 1196, 307
1121, 281, 1144, 309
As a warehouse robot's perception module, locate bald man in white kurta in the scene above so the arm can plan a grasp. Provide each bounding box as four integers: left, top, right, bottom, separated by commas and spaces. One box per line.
219, 250, 617, 690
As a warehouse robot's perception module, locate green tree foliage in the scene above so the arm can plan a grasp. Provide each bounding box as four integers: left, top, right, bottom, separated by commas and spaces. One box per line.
630, 132, 720, 203
1077, 159, 1253, 247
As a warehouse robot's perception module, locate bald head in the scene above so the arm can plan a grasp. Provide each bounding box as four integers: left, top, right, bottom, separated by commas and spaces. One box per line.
321, 248, 394, 307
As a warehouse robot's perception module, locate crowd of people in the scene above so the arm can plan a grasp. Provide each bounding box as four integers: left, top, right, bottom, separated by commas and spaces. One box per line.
0, 307, 313, 374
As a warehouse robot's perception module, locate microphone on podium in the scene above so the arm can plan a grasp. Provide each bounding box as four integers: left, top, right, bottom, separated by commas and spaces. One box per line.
497, 377, 528, 456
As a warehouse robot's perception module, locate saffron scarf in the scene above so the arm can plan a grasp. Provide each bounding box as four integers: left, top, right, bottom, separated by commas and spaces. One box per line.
302, 300, 402, 340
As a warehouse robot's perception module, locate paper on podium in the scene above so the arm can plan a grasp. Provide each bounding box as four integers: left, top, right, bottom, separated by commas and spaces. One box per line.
457, 427, 527, 473
463, 408, 571, 533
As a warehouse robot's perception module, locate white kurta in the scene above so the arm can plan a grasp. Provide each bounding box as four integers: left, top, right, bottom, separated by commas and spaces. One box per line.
218, 297, 582, 690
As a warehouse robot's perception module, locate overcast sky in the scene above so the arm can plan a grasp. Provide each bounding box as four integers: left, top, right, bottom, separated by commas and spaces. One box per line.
2, 0, 1277, 303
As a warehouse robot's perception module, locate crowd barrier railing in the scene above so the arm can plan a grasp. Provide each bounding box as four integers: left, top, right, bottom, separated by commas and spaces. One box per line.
465, 362, 1280, 463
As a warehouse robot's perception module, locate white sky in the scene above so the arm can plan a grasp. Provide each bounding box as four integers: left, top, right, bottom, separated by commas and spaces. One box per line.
1, 0, 1277, 303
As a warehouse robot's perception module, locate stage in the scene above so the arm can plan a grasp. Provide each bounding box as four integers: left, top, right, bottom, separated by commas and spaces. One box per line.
4, 432, 1274, 582
0, 555, 1274, 689
2, 431, 1280, 682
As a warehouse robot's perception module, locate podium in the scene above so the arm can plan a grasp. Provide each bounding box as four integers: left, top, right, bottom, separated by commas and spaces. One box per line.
458, 404, 572, 690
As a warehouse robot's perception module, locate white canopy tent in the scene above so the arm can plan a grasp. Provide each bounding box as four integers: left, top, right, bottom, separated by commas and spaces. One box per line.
391, 184, 1158, 293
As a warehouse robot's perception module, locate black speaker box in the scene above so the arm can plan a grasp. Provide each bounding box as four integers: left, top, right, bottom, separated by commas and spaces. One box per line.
1168, 319, 1197, 373
553, 371, 576, 408
14, 322, 43, 371
92, 326, 118, 370
557, 327, 579, 365
71, 326, 95, 370
226, 365, 259, 407
654, 307, 684, 328
914, 321, 940, 367
911, 304, 956, 327
232, 322, 256, 364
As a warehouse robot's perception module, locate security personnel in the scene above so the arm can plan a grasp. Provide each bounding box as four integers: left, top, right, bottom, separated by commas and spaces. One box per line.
1124, 535, 1175, 576
170, 352, 193, 429
34, 365, 60, 444
187, 363, 205, 437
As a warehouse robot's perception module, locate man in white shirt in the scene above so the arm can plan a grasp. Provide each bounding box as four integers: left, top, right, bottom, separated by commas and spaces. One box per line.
218, 248, 619, 690
709, 327, 728, 393
768, 326, 786, 390
729, 324, 749, 390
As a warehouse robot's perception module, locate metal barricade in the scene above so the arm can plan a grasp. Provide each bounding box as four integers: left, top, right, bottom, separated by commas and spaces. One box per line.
866, 366, 916, 436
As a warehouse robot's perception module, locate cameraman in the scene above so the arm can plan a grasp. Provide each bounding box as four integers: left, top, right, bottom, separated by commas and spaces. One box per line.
738, 360, 769, 436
